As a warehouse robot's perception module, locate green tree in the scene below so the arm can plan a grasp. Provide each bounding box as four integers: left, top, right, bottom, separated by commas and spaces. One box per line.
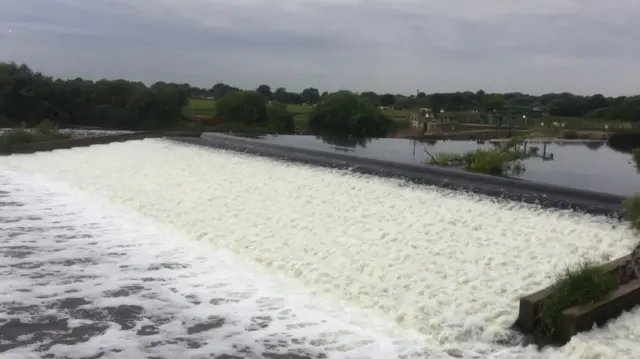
215, 91, 269, 127
256, 84, 272, 99
211, 83, 240, 100
380, 93, 396, 107
308, 91, 392, 138
301, 87, 321, 104
360, 91, 380, 106
267, 101, 295, 133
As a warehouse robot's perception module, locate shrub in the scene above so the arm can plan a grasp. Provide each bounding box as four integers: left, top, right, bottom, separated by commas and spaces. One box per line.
0, 120, 70, 151
560, 130, 579, 139
538, 260, 618, 337
632, 148, 640, 168
608, 131, 640, 153
308, 91, 392, 138
427, 148, 527, 175
624, 195, 640, 232
35, 118, 60, 135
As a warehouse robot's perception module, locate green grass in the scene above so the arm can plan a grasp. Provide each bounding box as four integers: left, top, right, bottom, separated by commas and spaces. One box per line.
0, 120, 71, 152
624, 195, 640, 232
286, 104, 314, 114
183, 98, 217, 117
382, 108, 410, 119
538, 259, 618, 338
183, 99, 635, 133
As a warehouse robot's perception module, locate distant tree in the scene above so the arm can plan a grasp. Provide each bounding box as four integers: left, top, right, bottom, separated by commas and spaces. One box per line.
484, 94, 506, 112
308, 91, 392, 138
360, 91, 380, 106
211, 83, 240, 100
301, 87, 321, 104
586, 94, 609, 112
427, 93, 445, 113
267, 101, 295, 133
256, 84, 272, 99
273, 87, 304, 104
215, 91, 269, 127
379, 93, 396, 107
4, 61, 640, 132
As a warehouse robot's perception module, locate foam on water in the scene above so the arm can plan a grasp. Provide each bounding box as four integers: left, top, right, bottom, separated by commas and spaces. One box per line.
2, 138, 640, 358
0, 170, 427, 359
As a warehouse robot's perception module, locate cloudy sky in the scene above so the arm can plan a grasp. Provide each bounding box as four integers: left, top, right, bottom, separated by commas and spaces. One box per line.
1, 0, 639, 95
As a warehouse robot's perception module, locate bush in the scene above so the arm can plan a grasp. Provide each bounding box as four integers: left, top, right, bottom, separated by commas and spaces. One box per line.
632, 148, 640, 168
560, 130, 578, 139
624, 195, 640, 232
308, 91, 392, 138
267, 101, 295, 134
608, 131, 640, 153
427, 148, 527, 175
0, 120, 70, 151
539, 260, 618, 337
216, 91, 269, 127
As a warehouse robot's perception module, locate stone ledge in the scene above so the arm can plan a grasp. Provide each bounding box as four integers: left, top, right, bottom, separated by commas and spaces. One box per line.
559, 279, 640, 343
514, 255, 637, 344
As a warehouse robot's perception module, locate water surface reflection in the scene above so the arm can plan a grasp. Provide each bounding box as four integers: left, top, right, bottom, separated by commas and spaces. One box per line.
208, 134, 640, 196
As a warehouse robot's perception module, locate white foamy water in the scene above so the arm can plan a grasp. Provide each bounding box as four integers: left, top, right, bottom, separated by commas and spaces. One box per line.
2, 138, 640, 358
0, 171, 426, 359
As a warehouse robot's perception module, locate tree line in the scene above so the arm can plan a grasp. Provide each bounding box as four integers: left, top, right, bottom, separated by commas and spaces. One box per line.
2, 61, 640, 135
0, 62, 189, 130
196, 84, 640, 122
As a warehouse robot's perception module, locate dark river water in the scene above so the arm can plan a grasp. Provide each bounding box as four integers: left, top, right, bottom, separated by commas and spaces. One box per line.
212, 134, 640, 196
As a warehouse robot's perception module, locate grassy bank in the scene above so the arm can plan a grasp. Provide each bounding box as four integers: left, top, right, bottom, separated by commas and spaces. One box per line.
538, 259, 619, 338
185, 98, 409, 119
184, 98, 629, 140
0, 120, 71, 151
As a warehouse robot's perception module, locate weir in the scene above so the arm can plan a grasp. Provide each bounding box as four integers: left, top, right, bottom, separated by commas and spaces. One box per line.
1, 137, 639, 358
173, 133, 625, 217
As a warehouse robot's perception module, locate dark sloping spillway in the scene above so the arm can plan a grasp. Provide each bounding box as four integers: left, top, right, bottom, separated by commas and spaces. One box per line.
1, 138, 639, 358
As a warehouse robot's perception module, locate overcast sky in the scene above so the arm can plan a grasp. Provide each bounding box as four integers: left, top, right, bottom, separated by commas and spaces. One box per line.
1, 0, 639, 96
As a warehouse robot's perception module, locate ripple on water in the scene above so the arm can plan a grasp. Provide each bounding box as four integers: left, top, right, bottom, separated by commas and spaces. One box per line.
1, 139, 640, 358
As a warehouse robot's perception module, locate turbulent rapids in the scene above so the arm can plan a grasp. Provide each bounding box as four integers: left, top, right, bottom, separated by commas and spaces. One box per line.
1, 138, 640, 358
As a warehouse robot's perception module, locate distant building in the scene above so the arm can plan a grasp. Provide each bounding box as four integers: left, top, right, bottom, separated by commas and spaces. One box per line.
409, 108, 450, 133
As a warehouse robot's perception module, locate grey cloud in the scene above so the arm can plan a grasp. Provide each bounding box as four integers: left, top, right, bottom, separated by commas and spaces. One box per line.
1, 0, 640, 95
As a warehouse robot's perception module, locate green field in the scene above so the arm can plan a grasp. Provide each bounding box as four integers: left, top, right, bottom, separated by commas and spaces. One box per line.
184, 98, 411, 120
183, 98, 217, 117
183, 98, 630, 133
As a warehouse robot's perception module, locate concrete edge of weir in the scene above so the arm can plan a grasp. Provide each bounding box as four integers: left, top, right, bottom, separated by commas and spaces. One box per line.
167, 133, 627, 218
3, 130, 624, 217
1, 131, 202, 154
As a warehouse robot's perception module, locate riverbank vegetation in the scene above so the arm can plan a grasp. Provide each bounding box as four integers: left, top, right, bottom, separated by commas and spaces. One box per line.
535, 195, 640, 339
308, 91, 392, 138
632, 148, 640, 168
2, 61, 639, 140
538, 260, 619, 338
425, 137, 529, 175
0, 119, 70, 151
